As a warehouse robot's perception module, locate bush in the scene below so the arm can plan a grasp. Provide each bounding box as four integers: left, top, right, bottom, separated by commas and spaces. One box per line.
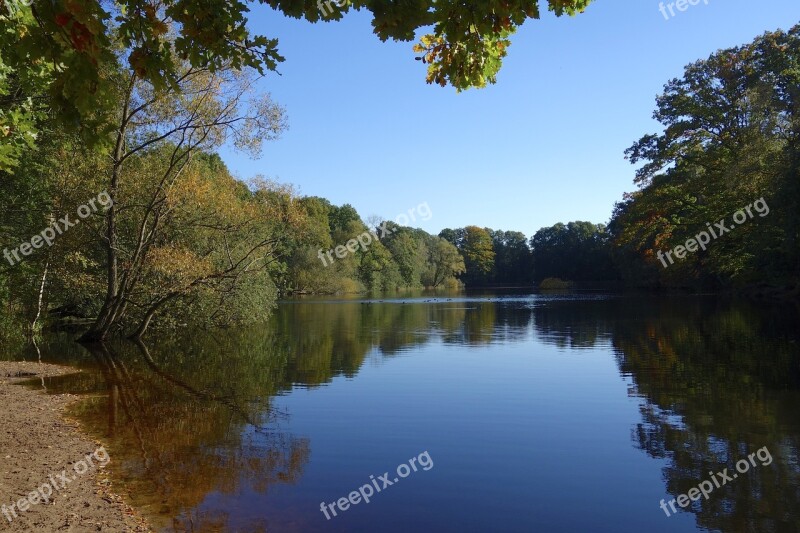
539, 277, 574, 290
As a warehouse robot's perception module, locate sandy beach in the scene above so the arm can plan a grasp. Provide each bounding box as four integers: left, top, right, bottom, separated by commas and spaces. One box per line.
0, 361, 149, 532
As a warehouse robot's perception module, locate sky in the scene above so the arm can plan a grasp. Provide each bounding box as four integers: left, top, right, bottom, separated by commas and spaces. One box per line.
218, 0, 800, 237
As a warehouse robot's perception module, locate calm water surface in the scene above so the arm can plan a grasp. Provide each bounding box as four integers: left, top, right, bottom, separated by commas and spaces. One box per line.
16, 293, 800, 532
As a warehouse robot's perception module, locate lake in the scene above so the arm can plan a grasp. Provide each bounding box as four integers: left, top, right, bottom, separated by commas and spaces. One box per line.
16, 293, 800, 532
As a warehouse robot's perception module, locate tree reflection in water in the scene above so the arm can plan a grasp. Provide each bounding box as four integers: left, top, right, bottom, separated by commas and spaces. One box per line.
23, 296, 800, 532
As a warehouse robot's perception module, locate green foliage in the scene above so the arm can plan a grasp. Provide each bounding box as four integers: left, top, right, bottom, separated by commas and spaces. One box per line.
422, 237, 465, 288
462, 226, 495, 279
277, 205, 469, 294
614, 23, 800, 291
491, 230, 532, 285
530, 221, 617, 283
0, 272, 26, 345
383, 227, 429, 288
438, 226, 496, 286
265, 0, 592, 90
0, 0, 592, 166
0, 5, 53, 173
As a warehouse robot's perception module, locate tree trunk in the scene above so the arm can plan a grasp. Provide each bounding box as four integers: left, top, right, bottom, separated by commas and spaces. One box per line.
79, 77, 137, 343
30, 261, 48, 337
127, 292, 177, 341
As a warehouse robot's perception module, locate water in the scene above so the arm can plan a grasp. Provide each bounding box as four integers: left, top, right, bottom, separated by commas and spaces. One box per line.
16, 293, 800, 532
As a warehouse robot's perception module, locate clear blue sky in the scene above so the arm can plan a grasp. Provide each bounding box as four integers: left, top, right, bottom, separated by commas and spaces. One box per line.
219, 0, 800, 237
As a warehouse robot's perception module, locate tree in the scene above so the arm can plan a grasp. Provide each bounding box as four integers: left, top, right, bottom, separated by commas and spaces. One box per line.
460, 226, 495, 286
78, 58, 290, 341
0, 0, 593, 164
530, 221, 617, 283
279, 196, 338, 294
423, 237, 465, 288
438, 227, 463, 248
328, 204, 362, 236
490, 229, 532, 285
617, 23, 800, 290
357, 235, 400, 292
383, 227, 428, 288
0, 4, 55, 173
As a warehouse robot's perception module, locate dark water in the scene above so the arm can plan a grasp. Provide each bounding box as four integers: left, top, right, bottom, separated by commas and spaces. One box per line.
14, 294, 800, 532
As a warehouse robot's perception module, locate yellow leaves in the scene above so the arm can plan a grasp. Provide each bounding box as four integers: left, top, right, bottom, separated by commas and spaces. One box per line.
418, 34, 436, 48
169, 164, 244, 223
414, 34, 445, 63
170, 167, 210, 205
147, 245, 213, 285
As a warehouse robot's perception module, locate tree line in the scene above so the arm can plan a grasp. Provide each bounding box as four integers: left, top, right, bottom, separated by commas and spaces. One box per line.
283, 22, 800, 295
0, 0, 593, 342
1, 2, 797, 342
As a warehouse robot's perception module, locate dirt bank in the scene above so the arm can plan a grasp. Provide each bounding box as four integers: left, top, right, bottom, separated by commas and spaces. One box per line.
0, 361, 150, 532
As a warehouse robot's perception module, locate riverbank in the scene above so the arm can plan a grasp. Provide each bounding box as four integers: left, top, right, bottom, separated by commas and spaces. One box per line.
0, 361, 150, 532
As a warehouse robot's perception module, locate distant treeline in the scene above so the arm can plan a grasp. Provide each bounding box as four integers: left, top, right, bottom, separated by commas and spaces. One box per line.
274, 198, 596, 292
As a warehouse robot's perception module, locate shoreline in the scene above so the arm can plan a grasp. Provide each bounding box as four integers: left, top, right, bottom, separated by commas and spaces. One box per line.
0, 361, 150, 532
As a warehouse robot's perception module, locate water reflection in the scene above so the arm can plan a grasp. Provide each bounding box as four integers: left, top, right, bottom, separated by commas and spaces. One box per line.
609, 299, 800, 532
33, 334, 310, 531
533, 296, 800, 531
20, 295, 800, 532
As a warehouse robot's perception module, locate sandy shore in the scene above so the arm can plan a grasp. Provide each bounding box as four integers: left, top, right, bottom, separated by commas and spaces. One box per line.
0, 361, 150, 532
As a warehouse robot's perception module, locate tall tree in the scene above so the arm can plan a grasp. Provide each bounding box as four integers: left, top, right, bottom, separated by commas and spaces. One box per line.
78, 59, 289, 341
460, 226, 495, 286
618, 23, 800, 290
490, 229, 532, 285
423, 237, 465, 288
384, 227, 428, 288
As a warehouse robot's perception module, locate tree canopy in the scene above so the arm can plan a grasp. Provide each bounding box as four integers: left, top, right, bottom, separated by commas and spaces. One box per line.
0, 0, 592, 172
613, 23, 800, 291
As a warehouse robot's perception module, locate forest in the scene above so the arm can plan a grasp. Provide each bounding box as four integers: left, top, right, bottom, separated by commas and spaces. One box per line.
1, 0, 798, 342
